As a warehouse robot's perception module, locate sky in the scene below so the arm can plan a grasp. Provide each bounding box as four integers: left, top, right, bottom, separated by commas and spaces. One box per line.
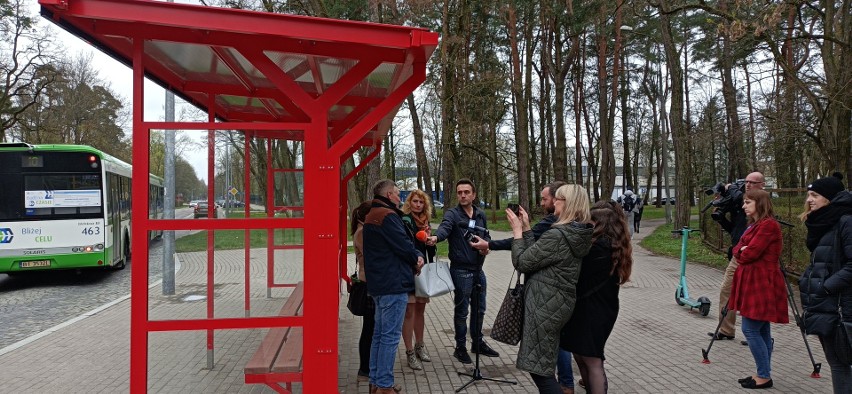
33, 0, 211, 182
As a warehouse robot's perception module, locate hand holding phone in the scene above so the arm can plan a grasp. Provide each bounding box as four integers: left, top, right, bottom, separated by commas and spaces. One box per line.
508, 203, 520, 216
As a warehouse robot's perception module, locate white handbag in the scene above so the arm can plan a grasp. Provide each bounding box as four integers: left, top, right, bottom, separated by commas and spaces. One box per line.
414, 260, 455, 298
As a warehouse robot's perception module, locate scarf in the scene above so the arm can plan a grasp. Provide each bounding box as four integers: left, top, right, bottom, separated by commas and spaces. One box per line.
409, 210, 430, 231
805, 203, 847, 251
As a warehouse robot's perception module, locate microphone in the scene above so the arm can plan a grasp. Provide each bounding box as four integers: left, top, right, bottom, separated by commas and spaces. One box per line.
415, 230, 428, 242
458, 220, 488, 234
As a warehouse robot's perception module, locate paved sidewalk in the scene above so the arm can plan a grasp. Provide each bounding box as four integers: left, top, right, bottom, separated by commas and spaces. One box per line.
0, 219, 834, 393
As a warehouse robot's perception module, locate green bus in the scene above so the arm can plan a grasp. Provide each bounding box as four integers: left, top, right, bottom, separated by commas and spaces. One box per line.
0, 143, 163, 274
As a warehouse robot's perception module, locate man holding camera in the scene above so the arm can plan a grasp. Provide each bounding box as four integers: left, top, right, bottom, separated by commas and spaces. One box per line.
709, 171, 765, 342
426, 179, 498, 364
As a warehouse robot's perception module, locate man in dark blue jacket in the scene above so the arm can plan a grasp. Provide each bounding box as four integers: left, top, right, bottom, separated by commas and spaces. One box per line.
426, 178, 498, 364
364, 179, 424, 393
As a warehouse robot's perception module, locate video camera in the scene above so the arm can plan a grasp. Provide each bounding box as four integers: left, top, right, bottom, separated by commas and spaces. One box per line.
702, 179, 745, 221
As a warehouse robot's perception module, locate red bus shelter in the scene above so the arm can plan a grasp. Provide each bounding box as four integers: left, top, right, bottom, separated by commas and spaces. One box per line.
39, 0, 437, 392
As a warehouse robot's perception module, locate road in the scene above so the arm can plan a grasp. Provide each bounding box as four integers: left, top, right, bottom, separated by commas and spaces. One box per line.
0, 207, 197, 349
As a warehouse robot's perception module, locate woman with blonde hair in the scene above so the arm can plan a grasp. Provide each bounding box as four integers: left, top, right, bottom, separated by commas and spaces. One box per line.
400, 189, 436, 370
509, 184, 594, 393
799, 173, 852, 394
561, 200, 633, 393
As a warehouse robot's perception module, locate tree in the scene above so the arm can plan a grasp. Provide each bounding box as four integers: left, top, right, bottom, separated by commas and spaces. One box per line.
1, 0, 58, 141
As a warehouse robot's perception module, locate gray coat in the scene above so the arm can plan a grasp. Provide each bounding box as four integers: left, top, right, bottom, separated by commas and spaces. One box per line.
511, 222, 593, 376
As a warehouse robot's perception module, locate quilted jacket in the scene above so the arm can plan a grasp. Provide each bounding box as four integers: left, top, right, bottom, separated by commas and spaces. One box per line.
800, 212, 852, 336
511, 221, 593, 376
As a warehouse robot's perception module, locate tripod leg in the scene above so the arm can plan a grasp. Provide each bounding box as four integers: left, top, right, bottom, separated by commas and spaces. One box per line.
782, 267, 822, 377
456, 269, 516, 392
702, 302, 728, 363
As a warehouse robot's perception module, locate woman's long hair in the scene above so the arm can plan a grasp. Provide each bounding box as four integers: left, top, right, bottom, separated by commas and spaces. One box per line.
554, 184, 591, 225
590, 200, 633, 285
402, 189, 433, 219
744, 189, 774, 224
350, 202, 372, 235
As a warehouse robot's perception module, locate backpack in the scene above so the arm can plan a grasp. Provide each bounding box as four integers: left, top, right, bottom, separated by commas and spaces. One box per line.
621, 195, 636, 212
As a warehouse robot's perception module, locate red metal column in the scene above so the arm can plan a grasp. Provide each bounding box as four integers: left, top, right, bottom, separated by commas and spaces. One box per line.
129, 36, 148, 394
244, 132, 251, 317
302, 115, 338, 392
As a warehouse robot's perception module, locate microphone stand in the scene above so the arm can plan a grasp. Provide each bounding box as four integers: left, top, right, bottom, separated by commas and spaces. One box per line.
456, 228, 517, 392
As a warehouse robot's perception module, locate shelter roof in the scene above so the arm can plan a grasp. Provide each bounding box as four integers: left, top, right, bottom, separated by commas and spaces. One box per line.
39, 0, 438, 147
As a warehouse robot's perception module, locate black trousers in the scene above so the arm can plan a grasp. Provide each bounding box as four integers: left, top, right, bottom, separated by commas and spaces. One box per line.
530, 372, 562, 394
358, 307, 376, 375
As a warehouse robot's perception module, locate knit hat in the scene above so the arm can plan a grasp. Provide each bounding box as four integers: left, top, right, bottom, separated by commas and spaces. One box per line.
808, 172, 845, 201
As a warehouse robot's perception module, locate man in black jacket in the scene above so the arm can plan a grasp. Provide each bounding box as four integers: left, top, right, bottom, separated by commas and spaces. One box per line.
426, 179, 498, 364
364, 179, 424, 392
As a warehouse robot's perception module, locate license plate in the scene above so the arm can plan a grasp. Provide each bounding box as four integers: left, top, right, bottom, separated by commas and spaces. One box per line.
20, 260, 51, 268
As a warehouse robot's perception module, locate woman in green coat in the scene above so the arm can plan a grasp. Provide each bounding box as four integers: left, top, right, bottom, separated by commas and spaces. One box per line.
510, 184, 594, 393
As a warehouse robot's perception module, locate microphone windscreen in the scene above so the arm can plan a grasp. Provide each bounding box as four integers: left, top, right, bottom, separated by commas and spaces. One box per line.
416, 230, 428, 242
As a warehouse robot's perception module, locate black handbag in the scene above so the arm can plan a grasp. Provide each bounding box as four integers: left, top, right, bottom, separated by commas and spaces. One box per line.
833, 300, 852, 365
347, 273, 373, 316
491, 271, 524, 346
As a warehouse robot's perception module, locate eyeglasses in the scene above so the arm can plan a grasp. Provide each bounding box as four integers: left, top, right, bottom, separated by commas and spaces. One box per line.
744, 180, 764, 185
555, 197, 566, 201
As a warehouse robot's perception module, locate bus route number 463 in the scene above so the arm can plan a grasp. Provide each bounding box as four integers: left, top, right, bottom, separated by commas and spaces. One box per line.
82, 227, 101, 235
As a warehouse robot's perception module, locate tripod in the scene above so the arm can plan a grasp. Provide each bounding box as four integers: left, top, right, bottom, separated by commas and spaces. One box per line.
456, 245, 517, 392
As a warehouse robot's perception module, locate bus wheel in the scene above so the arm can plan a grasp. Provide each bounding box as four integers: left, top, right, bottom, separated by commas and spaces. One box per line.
115, 235, 130, 270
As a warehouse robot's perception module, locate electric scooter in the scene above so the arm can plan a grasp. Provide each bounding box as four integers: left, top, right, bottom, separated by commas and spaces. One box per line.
672, 227, 711, 316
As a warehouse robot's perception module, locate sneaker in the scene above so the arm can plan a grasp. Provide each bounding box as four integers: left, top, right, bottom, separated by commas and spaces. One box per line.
453, 347, 472, 364
415, 343, 431, 362
472, 340, 499, 357
406, 350, 422, 370
357, 371, 369, 382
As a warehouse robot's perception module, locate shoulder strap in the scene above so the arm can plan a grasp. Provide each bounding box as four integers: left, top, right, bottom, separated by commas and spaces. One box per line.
579, 279, 609, 299
835, 215, 850, 273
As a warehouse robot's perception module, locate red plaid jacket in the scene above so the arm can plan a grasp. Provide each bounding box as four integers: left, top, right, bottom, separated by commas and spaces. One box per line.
728, 218, 789, 323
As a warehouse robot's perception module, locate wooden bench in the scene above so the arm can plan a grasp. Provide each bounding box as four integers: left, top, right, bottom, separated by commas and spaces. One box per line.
244, 282, 305, 394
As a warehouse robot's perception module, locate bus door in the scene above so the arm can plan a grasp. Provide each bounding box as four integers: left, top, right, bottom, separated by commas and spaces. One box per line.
108, 173, 122, 263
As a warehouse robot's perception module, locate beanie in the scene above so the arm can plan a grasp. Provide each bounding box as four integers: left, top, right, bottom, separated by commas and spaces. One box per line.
808, 172, 845, 201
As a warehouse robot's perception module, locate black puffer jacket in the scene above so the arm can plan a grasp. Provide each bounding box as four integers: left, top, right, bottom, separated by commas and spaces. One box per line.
799, 191, 852, 336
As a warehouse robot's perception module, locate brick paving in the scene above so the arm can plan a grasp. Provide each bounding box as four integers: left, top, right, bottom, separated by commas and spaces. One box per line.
0, 219, 835, 393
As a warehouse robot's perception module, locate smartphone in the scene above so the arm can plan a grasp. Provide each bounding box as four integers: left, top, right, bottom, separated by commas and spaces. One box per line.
508, 203, 520, 216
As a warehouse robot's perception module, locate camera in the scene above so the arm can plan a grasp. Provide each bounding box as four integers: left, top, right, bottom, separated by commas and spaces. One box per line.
463, 230, 476, 243
508, 203, 520, 216
702, 179, 745, 221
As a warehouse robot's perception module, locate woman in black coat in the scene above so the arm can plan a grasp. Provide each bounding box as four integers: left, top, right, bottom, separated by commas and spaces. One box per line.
561, 200, 633, 393
799, 173, 852, 394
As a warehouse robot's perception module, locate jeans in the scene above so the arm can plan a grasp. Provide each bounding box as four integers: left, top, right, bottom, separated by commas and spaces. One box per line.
819, 334, 852, 394
557, 349, 574, 388
741, 316, 773, 379
369, 293, 408, 388
451, 267, 487, 349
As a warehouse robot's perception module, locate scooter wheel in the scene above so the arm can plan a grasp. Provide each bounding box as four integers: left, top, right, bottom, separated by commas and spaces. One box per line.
698, 296, 712, 316
675, 288, 685, 306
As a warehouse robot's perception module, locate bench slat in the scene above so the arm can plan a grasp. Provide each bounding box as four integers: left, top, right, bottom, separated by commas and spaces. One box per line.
271, 327, 303, 373
243, 283, 305, 374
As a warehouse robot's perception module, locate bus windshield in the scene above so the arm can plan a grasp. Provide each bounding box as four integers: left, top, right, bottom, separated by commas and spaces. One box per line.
0, 151, 104, 221
23, 173, 103, 216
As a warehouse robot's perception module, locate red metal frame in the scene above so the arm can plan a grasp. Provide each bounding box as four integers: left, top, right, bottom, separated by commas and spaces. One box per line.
39, 1, 436, 393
